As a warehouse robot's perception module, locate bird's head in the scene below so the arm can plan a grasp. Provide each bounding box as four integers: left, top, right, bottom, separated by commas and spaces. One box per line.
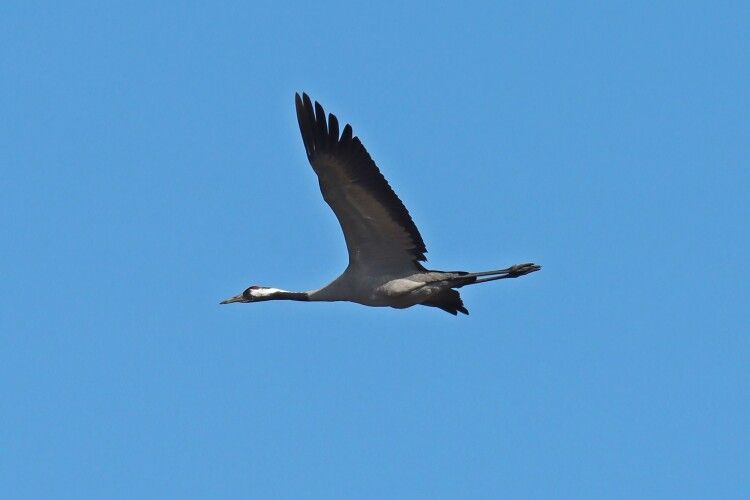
220, 285, 280, 304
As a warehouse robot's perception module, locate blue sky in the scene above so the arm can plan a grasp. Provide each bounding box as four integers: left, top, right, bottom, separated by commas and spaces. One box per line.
1, 1, 748, 498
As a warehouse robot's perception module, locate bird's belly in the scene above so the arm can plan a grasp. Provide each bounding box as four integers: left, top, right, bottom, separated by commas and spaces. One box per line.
364, 279, 440, 309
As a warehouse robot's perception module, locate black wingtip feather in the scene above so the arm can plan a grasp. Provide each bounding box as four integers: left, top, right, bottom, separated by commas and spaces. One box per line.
341, 123, 352, 143
295, 93, 315, 157
328, 113, 339, 146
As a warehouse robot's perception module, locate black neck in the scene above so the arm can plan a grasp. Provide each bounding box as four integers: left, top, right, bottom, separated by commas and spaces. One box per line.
275, 291, 310, 301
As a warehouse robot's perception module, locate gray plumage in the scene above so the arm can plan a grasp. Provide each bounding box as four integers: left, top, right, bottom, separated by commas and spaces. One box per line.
220, 93, 540, 315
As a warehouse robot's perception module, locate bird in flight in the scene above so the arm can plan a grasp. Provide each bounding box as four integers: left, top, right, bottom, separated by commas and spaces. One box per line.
221, 93, 540, 315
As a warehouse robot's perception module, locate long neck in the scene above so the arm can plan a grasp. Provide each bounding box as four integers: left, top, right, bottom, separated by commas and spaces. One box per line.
274, 290, 310, 301
261, 288, 310, 301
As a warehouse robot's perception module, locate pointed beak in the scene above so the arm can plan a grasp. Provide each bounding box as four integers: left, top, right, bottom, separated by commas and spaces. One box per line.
220, 294, 245, 305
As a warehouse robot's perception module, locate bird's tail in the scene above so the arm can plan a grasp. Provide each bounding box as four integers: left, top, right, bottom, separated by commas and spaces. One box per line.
421, 263, 540, 315
453, 262, 541, 287
421, 288, 469, 315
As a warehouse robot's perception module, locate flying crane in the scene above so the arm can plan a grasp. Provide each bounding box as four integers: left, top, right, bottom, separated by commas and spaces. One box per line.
221, 93, 540, 315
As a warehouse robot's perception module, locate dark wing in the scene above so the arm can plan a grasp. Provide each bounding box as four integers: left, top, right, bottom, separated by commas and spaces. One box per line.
295, 93, 427, 274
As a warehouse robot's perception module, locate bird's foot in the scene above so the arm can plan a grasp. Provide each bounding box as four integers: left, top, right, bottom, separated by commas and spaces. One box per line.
507, 262, 541, 277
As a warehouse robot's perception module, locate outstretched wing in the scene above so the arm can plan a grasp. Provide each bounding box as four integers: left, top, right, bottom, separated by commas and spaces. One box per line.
295, 93, 427, 274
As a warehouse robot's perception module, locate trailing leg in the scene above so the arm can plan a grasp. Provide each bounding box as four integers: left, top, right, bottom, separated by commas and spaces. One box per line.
457, 262, 541, 286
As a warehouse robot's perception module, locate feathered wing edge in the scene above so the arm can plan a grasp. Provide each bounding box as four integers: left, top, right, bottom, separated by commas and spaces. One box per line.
294, 92, 428, 263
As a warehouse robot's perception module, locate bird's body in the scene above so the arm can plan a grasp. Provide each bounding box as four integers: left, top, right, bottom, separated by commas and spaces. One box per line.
221, 93, 540, 315
310, 271, 466, 308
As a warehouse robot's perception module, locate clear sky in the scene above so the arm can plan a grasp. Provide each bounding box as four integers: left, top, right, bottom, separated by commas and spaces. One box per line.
2, 1, 748, 498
